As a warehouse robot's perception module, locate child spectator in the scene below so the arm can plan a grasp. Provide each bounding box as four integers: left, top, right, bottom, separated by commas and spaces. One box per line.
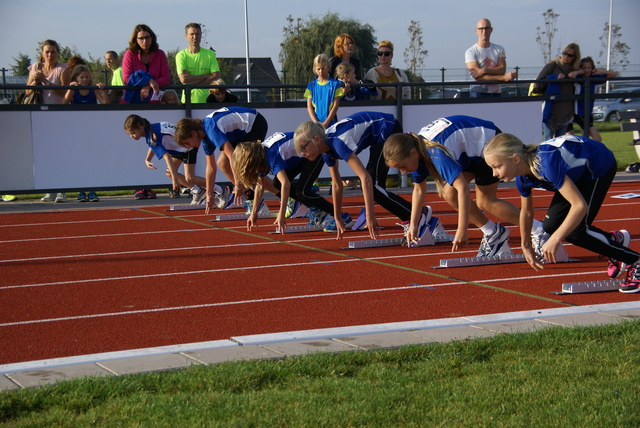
206, 78, 239, 103
567, 57, 618, 141
335, 62, 377, 101
304, 54, 343, 128
160, 89, 182, 105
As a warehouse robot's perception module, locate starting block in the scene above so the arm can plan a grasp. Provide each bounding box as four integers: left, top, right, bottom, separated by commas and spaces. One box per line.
272, 224, 324, 234
437, 240, 573, 268
212, 200, 275, 221
168, 203, 205, 211
347, 215, 449, 249
288, 204, 309, 219
351, 207, 367, 231
555, 279, 622, 294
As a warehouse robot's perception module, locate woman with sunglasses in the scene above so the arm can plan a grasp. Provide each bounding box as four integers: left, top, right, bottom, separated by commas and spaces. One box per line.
532, 42, 581, 140
363, 40, 411, 100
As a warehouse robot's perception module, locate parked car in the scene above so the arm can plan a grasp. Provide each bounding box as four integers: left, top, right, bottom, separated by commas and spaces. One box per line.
228, 88, 270, 103
501, 85, 529, 97
427, 88, 470, 99
592, 87, 640, 122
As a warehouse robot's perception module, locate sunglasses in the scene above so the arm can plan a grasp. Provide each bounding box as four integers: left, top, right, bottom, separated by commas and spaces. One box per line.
563, 52, 575, 58
377, 51, 392, 57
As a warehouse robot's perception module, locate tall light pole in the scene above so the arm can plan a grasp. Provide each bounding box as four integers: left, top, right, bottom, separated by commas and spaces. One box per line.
606, 0, 613, 93
244, 0, 251, 102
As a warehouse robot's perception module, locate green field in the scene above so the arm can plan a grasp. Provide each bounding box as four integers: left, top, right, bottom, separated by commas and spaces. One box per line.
1, 320, 638, 426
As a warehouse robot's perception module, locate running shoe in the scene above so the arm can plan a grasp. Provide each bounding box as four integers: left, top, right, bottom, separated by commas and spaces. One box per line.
307, 206, 328, 227
1, 195, 16, 202
41, 193, 55, 202
323, 213, 354, 232
169, 189, 180, 198
244, 199, 254, 215
285, 197, 300, 218
180, 187, 191, 195
88, 191, 100, 202
55, 193, 67, 203
77, 192, 88, 202
145, 189, 157, 199
531, 231, 550, 260
619, 262, 640, 294
607, 230, 631, 278
191, 187, 207, 205
214, 186, 231, 209
400, 206, 433, 246
476, 223, 510, 257
134, 190, 146, 200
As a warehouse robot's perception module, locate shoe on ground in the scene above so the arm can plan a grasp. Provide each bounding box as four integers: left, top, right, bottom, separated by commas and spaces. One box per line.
41, 193, 55, 202
307, 206, 328, 227
607, 229, 631, 278
145, 189, 157, 199
88, 191, 99, 202
619, 262, 640, 293
285, 197, 300, 218
169, 189, 180, 198
323, 213, 354, 232
180, 186, 191, 195
214, 186, 231, 209
476, 223, 510, 257
190, 187, 207, 205
400, 206, 433, 246
244, 199, 254, 215
55, 193, 67, 203
77, 192, 88, 202
134, 190, 146, 200
2, 195, 16, 202
531, 231, 550, 261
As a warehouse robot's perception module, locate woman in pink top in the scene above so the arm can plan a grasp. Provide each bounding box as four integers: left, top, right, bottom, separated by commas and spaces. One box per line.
122, 24, 171, 103
26, 39, 71, 105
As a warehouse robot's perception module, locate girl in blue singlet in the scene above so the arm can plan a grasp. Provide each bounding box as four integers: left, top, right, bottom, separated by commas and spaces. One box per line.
483, 133, 640, 294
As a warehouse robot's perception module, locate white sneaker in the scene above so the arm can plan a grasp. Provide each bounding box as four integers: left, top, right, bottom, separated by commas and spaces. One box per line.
214, 186, 231, 209
476, 223, 510, 257
531, 231, 550, 261
55, 193, 67, 203
41, 193, 55, 202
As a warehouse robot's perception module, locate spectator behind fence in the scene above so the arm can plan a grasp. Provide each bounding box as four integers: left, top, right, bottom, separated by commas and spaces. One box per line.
464, 18, 516, 97
206, 79, 238, 103
329, 33, 361, 81
26, 39, 71, 105
304, 53, 343, 129
105, 50, 124, 103
122, 24, 171, 103
176, 23, 220, 103
364, 40, 411, 100
533, 42, 581, 140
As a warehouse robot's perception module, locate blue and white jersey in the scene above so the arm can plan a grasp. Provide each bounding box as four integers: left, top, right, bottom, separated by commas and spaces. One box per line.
322, 111, 396, 167
418, 115, 499, 170
412, 147, 463, 186
262, 132, 302, 177
147, 122, 187, 159
201, 106, 258, 155
516, 135, 616, 197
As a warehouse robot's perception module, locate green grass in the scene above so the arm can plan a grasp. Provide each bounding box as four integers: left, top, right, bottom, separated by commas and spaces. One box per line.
596, 122, 639, 169
2, 320, 639, 426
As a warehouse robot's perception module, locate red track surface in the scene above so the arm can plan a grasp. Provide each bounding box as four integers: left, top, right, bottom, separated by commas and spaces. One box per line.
1, 181, 639, 364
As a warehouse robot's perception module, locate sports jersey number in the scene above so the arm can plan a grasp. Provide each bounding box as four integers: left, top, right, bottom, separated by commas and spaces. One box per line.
420, 118, 452, 140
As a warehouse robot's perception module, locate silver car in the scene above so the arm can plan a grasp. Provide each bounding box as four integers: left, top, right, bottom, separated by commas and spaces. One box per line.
592, 87, 640, 122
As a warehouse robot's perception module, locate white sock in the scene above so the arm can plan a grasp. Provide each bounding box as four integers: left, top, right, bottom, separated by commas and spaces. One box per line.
531, 220, 545, 237
480, 220, 496, 236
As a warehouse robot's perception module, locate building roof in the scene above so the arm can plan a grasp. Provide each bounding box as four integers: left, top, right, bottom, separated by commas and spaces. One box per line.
219, 57, 281, 86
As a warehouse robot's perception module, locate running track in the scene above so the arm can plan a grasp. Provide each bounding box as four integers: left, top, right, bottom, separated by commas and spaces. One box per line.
1, 180, 639, 365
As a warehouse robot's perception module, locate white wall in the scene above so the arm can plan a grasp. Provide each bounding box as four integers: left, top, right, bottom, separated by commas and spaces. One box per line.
0, 102, 540, 193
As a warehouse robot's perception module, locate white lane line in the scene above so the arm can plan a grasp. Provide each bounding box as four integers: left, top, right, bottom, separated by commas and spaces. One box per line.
0, 269, 608, 328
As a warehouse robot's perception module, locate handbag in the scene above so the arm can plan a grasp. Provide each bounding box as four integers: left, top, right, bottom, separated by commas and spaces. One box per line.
16, 90, 42, 105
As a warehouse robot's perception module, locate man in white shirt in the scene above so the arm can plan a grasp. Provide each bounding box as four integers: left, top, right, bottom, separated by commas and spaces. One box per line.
464, 18, 516, 97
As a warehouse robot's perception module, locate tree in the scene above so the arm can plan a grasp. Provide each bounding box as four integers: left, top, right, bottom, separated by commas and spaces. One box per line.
599, 22, 631, 71
403, 20, 428, 80
11, 53, 31, 76
279, 12, 377, 95
535, 8, 560, 64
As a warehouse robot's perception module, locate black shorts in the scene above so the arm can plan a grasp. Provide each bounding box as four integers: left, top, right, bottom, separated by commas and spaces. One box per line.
466, 160, 499, 186
170, 148, 198, 165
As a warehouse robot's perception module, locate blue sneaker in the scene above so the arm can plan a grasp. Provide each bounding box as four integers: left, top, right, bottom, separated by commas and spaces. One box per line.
77, 192, 88, 202
307, 206, 328, 226
323, 213, 354, 232
88, 191, 99, 202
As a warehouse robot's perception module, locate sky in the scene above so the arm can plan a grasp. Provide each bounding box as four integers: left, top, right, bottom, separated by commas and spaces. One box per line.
1, 0, 639, 80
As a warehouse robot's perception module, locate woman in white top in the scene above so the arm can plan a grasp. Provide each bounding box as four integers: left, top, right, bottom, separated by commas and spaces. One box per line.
26, 39, 71, 105
363, 40, 411, 100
